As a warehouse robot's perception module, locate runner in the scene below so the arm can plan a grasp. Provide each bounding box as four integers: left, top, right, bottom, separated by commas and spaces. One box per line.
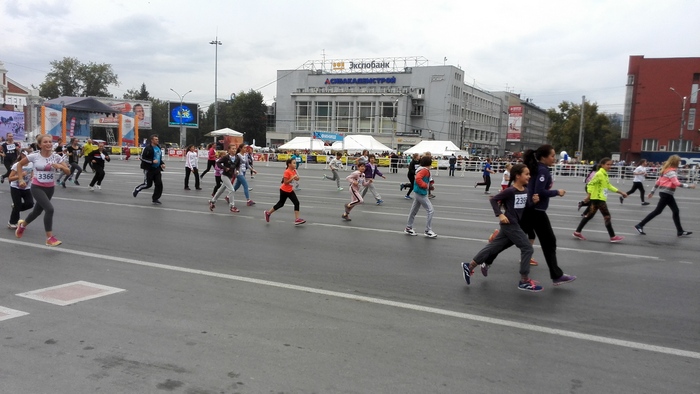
232, 144, 256, 206
88, 142, 110, 191
342, 161, 370, 221
621, 159, 650, 206
264, 159, 305, 225
404, 155, 437, 237
58, 137, 83, 187
322, 152, 344, 190
461, 164, 542, 291
7, 148, 34, 229
360, 154, 386, 205
1, 132, 21, 183
133, 134, 166, 205
209, 144, 239, 213
199, 143, 217, 179
14, 134, 70, 246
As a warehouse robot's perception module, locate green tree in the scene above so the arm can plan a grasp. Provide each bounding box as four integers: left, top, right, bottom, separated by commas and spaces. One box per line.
123, 83, 150, 100
547, 100, 620, 162
38, 57, 119, 99
230, 90, 267, 145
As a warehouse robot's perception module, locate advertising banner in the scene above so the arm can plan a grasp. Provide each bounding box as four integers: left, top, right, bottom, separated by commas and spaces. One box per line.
0, 110, 26, 141
42, 106, 63, 139
119, 114, 136, 146
313, 131, 344, 141
507, 106, 523, 142
91, 99, 152, 130
168, 102, 199, 128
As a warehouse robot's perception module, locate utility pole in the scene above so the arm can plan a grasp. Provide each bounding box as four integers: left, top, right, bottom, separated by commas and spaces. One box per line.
578, 95, 585, 161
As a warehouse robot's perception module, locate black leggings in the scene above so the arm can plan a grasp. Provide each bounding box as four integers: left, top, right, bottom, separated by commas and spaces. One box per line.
273, 189, 300, 211
10, 187, 34, 225
25, 185, 55, 232
626, 182, 646, 202
90, 166, 105, 186
200, 160, 216, 177
576, 200, 615, 237
638, 193, 683, 233
476, 175, 491, 192
521, 209, 564, 280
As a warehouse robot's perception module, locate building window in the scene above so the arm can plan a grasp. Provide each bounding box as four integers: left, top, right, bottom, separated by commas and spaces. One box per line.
336, 102, 352, 133
315, 101, 331, 131
295, 101, 311, 131
642, 139, 658, 151
379, 101, 396, 135
358, 102, 374, 133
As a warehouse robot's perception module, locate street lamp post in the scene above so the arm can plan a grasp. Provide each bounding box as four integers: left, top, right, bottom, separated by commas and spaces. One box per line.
210, 37, 222, 136
670, 87, 687, 151
170, 88, 192, 149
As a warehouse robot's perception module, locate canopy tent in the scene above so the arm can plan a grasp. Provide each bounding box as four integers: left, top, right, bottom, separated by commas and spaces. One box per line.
330, 134, 393, 154
278, 137, 328, 151
44, 97, 119, 113
204, 127, 243, 137
403, 140, 468, 157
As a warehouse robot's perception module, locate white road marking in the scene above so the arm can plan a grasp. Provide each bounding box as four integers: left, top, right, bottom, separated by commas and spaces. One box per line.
0, 238, 693, 359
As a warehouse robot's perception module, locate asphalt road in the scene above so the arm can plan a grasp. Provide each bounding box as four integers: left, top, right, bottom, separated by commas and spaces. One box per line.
0, 158, 698, 393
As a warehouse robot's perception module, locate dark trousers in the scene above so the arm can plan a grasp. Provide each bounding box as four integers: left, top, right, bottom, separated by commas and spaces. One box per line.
135, 168, 163, 202
212, 175, 222, 196
405, 174, 415, 197
10, 187, 34, 225
2, 160, 12, 179
185, 167, 200, 189
83, 156, 94, 172
273, 189, 300, 211
576, 200, 615, 237
200, 160, 216, 178
638, 193, 683, 233
90, 166, 106, 187
626, 182, 646, 202
476, 175, 491, 191
520, 209, 564, 280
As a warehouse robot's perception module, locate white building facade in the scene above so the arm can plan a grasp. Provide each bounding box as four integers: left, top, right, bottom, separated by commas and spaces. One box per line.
273, 57, 505, 157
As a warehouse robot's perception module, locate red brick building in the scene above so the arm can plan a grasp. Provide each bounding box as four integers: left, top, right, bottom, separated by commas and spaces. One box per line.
621, 55, 700, 163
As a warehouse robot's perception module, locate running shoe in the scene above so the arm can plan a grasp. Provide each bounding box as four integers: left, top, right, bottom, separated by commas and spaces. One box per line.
480, 263, 490, 277
341, 213, 351, 221
399, 184, 405, 191
577, 201, 583, 211
132, 187, 139, 197
45, 236, 62, 247
404, 195, 412, 200
610, 235, 625, 243
572, 232, 586, 240
15, 220, 26, 238
294, 218, 306, 225
264, 210, 271, 222
184, 187, 191, 190
230, 206, 240, 213
553, 274, 576, 286
376, 199, 384, 205
248, 187, 253, 191
7, 222, 17, 229
424, 230, 438, 238
530, 258, 539, 266
484, 191, 490, 195
619, 196, 624, 204
89, 186, 94, 191
641, 202, 650, 206
196, 188, 202, 190
247, 200, 256, 206
488, 229, 499, 243
461, 262, 472, 285
322, 175, 327, 180
678, 231, 693, 237
404, 227, 417, 236
518, 278, 543, 292
74, 180, 80, 186
209, 201, 215, 211
428, 194, 435, 199
61, 181, 66, 188
152, 200, 162, 205
225, 196, 230, 204
97, 185, 101, 190
634, 224, 646, 235
337, 187, 343, 191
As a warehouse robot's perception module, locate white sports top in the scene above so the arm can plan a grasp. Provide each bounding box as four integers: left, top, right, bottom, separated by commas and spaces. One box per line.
10, 162, 33, 190
26, 151, 64, 187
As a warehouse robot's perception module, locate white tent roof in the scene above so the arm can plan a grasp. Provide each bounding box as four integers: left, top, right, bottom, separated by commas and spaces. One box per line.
204, 127, 243, 137
403, 140, 465, 156
330, 134, 393, 153
278, 137, 327, 151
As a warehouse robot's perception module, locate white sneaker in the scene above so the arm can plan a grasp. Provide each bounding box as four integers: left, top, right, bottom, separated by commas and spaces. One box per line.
424, 230, 438, 238
97, 185, 101, 190
404, 227, 417, 236
89, 186, 94, 191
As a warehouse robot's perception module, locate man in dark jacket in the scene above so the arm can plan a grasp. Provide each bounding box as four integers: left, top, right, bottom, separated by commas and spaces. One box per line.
133, 134, 166, 204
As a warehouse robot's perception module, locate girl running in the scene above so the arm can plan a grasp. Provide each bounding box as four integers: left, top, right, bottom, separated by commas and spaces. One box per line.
475, 158, 495, 194
209, 144, 239, 213
199, 143, 217, 179
577, 163, 599, 216
88, 142, 110, 191
404, 155, 437, 237
461, 164, 541, 291
621, 159, 650, 206
342, 162, 370, 221
634, 155, 696, 236
323, 152, 344, 191
573, 158, 627, 242
500, 163, 512, 190
264, 159, 305, 225
7, 148, 34, 229
14, 134, 70, 246
232, 144, 256, 206
211, 150, 226, 197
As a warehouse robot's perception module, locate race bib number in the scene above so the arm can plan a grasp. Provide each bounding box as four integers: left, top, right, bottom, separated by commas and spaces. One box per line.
514, 194, 528, 209
35, 171, 55, 182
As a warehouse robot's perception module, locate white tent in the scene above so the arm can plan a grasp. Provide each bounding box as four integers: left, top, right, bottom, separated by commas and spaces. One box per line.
278, 137, 327, 151
403, 140, 468, 157
330, 134, 393, 154
204, 127, 243, 137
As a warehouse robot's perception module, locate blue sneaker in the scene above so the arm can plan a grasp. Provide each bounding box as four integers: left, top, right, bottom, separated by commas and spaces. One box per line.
461, 262, 472, 285
376, 199, 384, 205
518, 278, 543, 292
404, 195, 412, 200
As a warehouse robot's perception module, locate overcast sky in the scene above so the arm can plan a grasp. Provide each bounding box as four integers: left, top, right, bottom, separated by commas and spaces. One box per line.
3, 0, 699, 113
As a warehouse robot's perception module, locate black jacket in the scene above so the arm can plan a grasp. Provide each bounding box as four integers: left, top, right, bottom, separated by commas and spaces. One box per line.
140, 144, 164, 171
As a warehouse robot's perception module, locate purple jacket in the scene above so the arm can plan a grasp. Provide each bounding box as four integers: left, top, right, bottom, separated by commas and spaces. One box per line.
363, 162, 384, 179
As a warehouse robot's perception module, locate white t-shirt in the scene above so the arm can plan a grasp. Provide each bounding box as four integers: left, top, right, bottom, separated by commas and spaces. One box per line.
633, 165, 647, 183
186, 151, 198, 169
501, 170, 510, 186
10, 162, 33, 190
26, 151, 64, 187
